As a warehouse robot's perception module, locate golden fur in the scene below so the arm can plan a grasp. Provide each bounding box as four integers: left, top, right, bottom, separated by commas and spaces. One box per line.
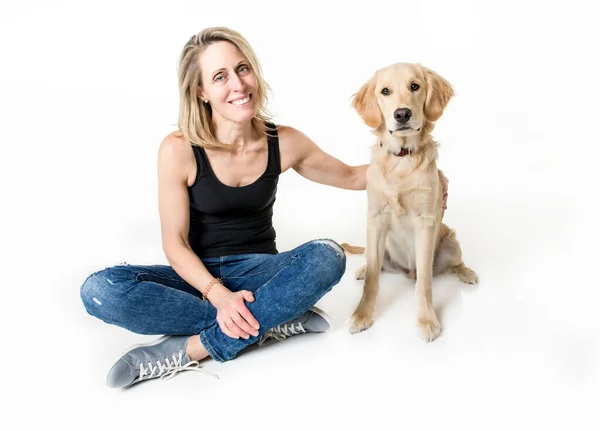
348, 63, 478, 341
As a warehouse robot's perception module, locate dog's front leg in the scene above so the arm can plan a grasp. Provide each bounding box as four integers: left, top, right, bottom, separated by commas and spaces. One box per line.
414, 213, 441, 342
350, 208, 389, 334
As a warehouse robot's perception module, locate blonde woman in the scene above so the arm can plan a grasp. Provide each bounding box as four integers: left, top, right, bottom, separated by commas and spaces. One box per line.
80, 27, 368, 388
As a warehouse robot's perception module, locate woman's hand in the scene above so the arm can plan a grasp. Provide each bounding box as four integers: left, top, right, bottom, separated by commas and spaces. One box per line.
212, 290, 260, 339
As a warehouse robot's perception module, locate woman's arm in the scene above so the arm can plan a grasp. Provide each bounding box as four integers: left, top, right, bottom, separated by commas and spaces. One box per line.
278, 126, 368, 190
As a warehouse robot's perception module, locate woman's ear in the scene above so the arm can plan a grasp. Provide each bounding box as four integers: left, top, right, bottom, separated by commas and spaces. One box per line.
196, 87, 208, 103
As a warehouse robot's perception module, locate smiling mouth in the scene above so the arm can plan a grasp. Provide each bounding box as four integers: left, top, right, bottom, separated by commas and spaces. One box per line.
229, 94, 252, 105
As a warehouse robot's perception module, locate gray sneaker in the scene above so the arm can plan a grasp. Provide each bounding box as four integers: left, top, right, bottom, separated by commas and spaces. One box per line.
106, 335, 216, 388
258, 306, 331, 346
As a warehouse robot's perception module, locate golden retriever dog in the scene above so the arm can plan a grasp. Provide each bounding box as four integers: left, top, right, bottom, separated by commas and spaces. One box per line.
346, 62, 478, 342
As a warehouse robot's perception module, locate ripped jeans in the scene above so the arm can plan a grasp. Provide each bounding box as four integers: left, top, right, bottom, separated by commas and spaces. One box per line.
80, 239, 346, 362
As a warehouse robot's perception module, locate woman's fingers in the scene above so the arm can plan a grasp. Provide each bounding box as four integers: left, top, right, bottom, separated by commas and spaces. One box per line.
237, 295, 260, 331
231, 312, 258, 338
220, 319, 238, 339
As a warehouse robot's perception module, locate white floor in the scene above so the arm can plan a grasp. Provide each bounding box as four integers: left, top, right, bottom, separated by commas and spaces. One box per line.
4, 1, 599, 430
14, 187, 598, 431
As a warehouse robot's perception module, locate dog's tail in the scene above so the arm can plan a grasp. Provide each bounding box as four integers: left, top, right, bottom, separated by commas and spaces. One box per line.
341, 243, 365, 254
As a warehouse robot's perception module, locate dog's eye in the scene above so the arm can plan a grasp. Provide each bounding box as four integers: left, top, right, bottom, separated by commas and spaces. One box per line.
410, 83, 420, 92
381, 88, 390, 96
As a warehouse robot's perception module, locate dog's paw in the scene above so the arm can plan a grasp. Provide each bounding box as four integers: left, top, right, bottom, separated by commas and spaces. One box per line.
457, 266, 478, 284
355, 265, 366, 280
417, 313, 442, 342
349, 312, 374, 334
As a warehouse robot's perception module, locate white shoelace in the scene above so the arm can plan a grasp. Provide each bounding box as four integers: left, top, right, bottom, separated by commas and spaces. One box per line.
138, 351, 218, 382
258, 322, 307, 346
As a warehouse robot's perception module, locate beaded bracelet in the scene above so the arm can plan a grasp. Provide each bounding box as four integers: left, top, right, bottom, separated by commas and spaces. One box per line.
202, 278, 221, 300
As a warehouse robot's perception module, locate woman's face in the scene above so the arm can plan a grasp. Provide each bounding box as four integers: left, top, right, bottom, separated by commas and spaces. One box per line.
199, 41, 258, 124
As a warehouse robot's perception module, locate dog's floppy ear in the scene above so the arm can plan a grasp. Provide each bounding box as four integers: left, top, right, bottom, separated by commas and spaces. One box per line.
352, 75, 381, 129
423, 67, 454, 122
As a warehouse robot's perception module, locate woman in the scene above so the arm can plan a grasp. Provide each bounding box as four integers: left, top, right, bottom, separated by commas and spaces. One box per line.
80, 27, 368, 389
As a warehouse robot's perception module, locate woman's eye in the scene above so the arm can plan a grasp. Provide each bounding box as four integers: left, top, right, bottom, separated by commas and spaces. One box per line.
214, 75, 225, 83
410, 83, 420, 92
238, 65, 249, 73
381, 87, 390, 95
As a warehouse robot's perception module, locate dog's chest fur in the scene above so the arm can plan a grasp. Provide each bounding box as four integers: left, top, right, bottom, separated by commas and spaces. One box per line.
367, 140, 440, 270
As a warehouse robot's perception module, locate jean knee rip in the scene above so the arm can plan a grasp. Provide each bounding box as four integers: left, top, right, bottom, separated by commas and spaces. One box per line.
314, 239, 345, 259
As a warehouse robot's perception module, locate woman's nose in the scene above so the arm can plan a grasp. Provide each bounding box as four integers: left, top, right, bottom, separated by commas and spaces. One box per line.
228, 73, 245, 91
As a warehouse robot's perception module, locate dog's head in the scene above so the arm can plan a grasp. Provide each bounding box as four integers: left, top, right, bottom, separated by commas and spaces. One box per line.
352, 63, 454, 136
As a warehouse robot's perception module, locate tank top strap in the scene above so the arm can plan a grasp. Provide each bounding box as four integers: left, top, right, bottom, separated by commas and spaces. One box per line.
190, 144, 212, 182
265, 122, 281, 175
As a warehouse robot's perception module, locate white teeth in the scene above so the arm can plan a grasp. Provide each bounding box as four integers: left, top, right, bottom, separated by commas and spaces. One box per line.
231, 96, 250, 105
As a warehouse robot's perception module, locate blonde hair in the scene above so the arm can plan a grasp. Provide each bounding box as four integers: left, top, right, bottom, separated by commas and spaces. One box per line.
177, 27, 273, 149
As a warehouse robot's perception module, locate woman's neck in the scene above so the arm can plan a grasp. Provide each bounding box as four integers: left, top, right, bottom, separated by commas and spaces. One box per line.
212, 116, 256, 152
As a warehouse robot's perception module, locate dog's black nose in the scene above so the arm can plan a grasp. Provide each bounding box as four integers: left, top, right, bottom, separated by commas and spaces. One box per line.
394, 108, 412, 124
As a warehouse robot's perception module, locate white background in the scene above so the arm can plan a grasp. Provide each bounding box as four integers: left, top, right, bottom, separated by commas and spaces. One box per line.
1, 0, 599, 429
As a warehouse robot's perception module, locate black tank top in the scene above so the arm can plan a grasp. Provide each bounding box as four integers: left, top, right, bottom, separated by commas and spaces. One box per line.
187, 123, 281, 258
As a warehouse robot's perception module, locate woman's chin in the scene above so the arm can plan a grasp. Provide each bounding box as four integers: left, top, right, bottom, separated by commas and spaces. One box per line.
212, 103, 258, 124
227, 108, 257, 123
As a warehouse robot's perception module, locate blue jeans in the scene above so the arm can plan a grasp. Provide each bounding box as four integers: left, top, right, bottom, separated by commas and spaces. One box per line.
80, 239, 346, 362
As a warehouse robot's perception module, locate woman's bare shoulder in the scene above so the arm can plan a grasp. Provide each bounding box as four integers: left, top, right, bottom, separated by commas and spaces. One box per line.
158, 131, 196, 183
159, 131, 193, 160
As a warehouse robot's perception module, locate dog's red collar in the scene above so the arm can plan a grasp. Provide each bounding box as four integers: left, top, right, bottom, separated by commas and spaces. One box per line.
380, 141, 412, 157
